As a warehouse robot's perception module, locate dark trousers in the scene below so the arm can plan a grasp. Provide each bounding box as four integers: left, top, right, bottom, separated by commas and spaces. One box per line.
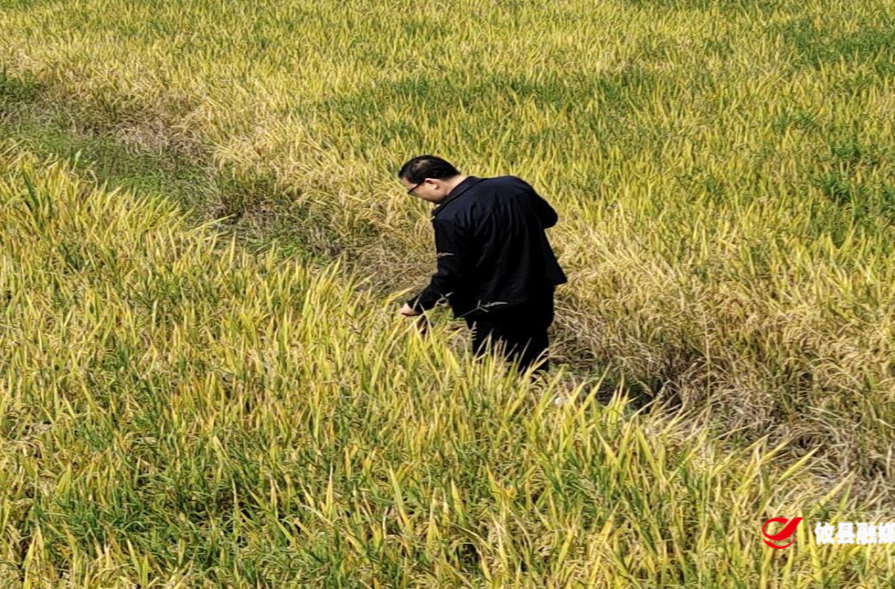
464, 289, 555, 375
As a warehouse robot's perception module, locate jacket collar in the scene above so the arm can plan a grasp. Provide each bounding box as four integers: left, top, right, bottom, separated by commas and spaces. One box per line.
431, 176, 483, 219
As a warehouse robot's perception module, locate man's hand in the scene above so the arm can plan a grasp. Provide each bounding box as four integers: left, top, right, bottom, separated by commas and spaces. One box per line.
400, 302, 428, 334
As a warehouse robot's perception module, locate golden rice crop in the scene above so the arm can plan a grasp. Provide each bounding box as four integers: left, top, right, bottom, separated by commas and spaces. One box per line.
0, 141, 889, 588
3, 0, 894, 478
2, 0, 895, 584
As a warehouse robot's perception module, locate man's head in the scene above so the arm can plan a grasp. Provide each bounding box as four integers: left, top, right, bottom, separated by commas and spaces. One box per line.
398, 155, 466, 203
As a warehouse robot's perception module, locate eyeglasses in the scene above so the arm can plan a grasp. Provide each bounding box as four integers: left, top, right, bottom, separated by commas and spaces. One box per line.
407, 180, 424, 196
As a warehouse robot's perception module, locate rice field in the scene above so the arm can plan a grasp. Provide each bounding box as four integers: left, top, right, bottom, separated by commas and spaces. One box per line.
2, 0, 895, 586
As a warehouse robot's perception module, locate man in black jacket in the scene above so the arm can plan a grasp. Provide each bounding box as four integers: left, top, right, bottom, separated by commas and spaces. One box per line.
397, 155, 567, 375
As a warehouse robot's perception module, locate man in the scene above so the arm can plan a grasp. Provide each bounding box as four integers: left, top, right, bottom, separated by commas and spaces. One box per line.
397, 155, 567, 375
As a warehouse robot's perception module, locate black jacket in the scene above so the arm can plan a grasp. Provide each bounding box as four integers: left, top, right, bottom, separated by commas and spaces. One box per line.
407, 175, 567, 319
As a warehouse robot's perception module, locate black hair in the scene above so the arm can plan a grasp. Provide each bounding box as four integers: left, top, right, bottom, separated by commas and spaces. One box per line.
397, 155, 460, 183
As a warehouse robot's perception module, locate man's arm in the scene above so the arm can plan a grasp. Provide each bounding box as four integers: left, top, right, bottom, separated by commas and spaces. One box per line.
406, 218, 472, 313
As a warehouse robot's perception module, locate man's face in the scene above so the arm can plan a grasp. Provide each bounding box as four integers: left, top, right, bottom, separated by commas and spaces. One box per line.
401, 177, 449, 203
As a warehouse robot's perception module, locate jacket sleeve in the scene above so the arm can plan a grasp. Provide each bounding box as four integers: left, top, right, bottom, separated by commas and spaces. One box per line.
406, 218, 472, 312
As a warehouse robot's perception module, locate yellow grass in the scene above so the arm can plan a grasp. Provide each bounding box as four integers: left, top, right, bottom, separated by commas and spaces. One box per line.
2, 0, 895, 585
1, 142, 889, 587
